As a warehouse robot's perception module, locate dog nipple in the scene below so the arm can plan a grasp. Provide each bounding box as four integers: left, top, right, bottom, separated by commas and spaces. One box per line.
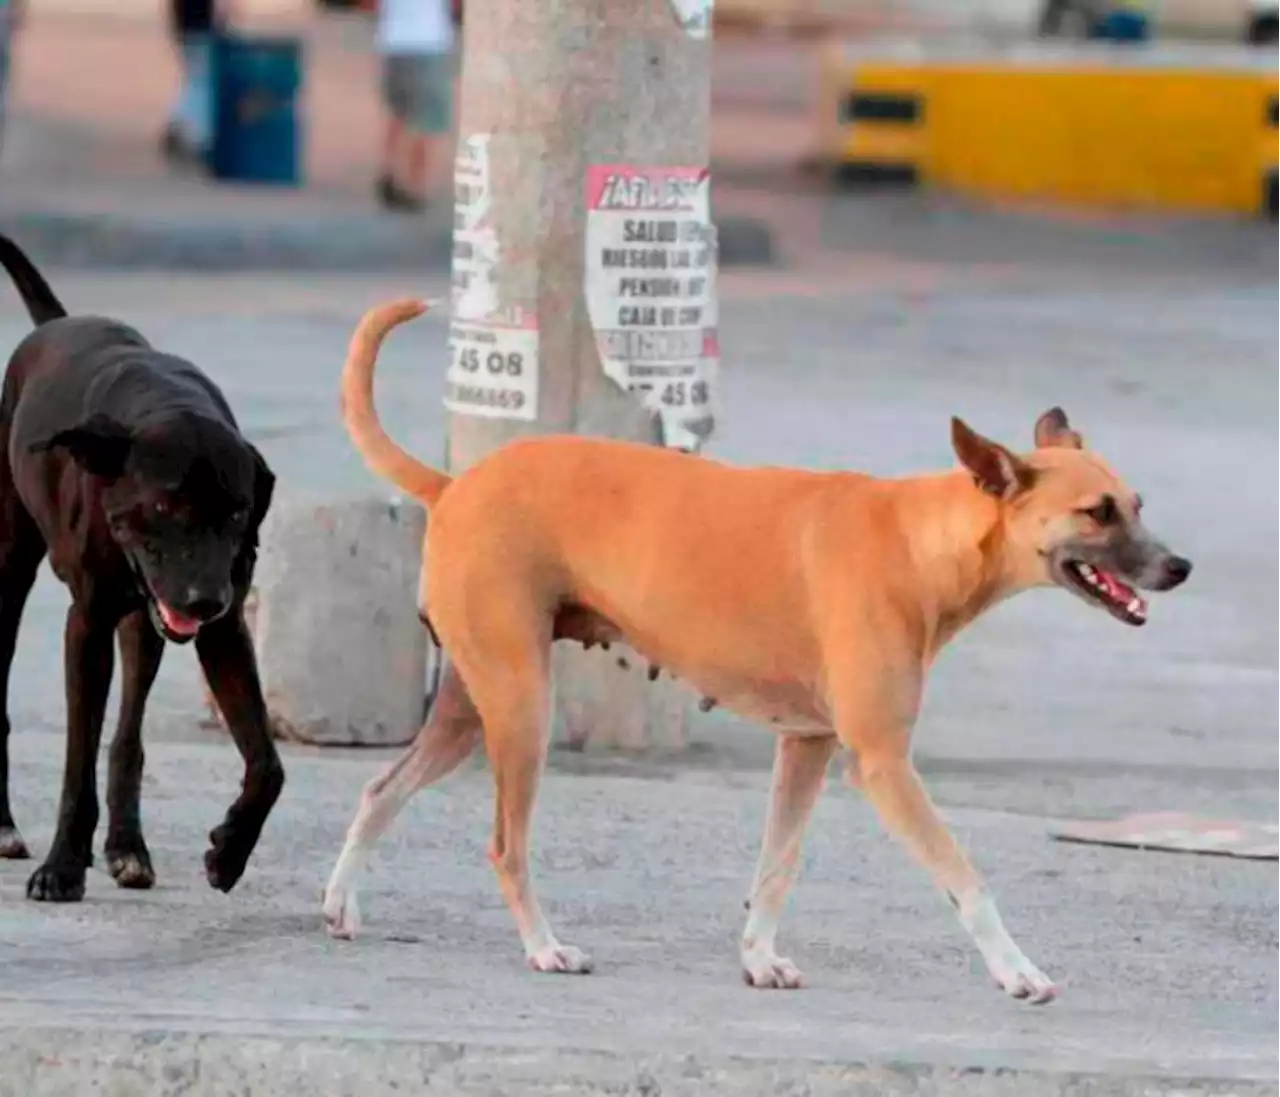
647, 664, 660, 681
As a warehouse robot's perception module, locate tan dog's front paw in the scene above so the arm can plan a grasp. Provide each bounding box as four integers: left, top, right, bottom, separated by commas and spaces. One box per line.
527, 944, 593, 974
741, 949, 804, 989
322, 886, 362, 941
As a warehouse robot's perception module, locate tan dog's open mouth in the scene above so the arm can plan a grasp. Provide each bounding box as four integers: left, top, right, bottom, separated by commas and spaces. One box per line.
1058, 561, 1148, 626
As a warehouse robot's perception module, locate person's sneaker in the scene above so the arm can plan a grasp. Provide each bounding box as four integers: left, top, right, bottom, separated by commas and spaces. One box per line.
160, 124, 206, 168
377, 173, 426, 213
160, 124, 186, 161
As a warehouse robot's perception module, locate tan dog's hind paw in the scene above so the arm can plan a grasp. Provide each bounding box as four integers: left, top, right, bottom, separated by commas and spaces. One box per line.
741, 949, 805, 989
526, 944, 593, 974
322, 886, 362, 941
992, 956, 1058, 1004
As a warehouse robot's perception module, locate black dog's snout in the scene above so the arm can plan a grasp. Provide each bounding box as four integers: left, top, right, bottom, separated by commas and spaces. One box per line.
179, 586, 232, 622
185, 598, 226, 621
1160, 556, 1193, 590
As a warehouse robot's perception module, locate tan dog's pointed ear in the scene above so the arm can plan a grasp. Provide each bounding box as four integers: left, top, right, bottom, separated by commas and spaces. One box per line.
951, 416, 1035, 499
1033, 406, 1084, 450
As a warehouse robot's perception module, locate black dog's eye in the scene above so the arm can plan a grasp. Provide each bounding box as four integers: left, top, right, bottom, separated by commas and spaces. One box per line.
153, 500, 172, 517
1081, 495, 1118, 525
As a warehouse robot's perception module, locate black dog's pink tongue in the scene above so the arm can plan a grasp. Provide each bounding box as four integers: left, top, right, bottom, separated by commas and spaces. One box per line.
157, 603, 201, 637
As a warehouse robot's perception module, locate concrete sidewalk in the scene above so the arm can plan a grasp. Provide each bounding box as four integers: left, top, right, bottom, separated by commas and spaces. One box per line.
1, 738, 1275, 1096
0, 10, 799, 268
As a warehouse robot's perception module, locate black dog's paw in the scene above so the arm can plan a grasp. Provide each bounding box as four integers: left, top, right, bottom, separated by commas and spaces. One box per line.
105, 836, 156, 890
26, 860, 87, 903
0, 825, 31, 860
204, 827, 250, 893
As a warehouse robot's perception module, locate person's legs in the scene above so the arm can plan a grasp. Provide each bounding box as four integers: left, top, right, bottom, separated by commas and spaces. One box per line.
381, 115, 406, 194
411, 50, 456, 198
403, 129, 428, 197
378, 55, 421, 208
183, 32, 213, 151
0, 0, 23, 156
0, 45, 10, 153
164, 31, 212, 159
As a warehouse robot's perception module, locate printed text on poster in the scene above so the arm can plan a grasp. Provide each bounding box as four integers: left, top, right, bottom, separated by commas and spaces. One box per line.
444, 315, 539, 422
584, 164, 719, 451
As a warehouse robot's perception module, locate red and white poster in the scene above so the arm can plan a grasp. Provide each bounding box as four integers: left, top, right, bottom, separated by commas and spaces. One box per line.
584, 164, 719, 452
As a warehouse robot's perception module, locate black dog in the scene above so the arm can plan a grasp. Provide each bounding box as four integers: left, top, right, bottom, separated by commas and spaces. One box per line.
0, 234, 283, 902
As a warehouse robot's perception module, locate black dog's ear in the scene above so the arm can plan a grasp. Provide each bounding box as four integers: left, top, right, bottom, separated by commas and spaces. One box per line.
248, 444, 275, 531
29, 413, 133, 479
232, 445, 275, 592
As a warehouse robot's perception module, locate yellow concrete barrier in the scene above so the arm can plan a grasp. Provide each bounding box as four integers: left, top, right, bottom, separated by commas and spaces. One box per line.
820, 41, 1279, 217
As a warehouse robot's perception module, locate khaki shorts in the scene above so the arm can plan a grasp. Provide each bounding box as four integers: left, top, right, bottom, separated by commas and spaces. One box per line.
382, 51, 455, 135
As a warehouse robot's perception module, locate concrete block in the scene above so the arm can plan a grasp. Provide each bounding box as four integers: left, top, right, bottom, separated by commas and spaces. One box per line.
250, 496, 428, 746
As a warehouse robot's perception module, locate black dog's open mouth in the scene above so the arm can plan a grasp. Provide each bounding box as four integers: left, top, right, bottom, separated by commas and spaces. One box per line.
127, 558, 203, 644
1058, 561, 1148, 627
145, 598, 203, 644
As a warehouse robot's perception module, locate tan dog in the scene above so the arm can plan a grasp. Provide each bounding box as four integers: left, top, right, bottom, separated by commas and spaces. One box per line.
322, 299, 1192, 1004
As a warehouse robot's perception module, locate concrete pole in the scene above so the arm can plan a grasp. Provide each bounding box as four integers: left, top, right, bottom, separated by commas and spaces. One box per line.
444, 0, 718, 751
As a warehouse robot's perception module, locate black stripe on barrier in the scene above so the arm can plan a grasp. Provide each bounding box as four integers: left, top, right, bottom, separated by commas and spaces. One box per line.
834, 163, 919, 187
1265, 170, 1277, 221
1268, 95, 1278, 128
840, 92, 923, 124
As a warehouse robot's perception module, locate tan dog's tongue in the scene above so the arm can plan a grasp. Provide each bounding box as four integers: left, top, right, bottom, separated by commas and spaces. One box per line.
1096, 569, 1146, 612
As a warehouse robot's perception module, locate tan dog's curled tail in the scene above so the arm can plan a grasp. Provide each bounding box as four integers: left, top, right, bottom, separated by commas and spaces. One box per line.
341, 298, 452, 508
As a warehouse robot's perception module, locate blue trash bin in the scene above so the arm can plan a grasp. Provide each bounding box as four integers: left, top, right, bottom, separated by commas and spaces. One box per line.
1089, 10, 1150, 42
209, 32, 303, 185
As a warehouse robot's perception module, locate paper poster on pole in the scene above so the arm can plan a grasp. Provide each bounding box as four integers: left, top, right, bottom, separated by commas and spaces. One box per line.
668, 0, 713, 38
445, 132, 539, 421
584, 164, 719, 452
451, 134, 500, 322
444, 310, 539, 421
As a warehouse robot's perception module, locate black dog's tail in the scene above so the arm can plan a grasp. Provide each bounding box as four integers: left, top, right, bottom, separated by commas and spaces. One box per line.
0, 234, 68, 326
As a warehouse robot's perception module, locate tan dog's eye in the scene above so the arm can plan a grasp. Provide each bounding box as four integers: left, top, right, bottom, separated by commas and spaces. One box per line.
1080, 495, 1118, 525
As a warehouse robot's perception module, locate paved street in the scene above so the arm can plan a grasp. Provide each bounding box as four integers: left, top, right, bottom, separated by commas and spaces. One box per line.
0, 204, 1276, 1093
